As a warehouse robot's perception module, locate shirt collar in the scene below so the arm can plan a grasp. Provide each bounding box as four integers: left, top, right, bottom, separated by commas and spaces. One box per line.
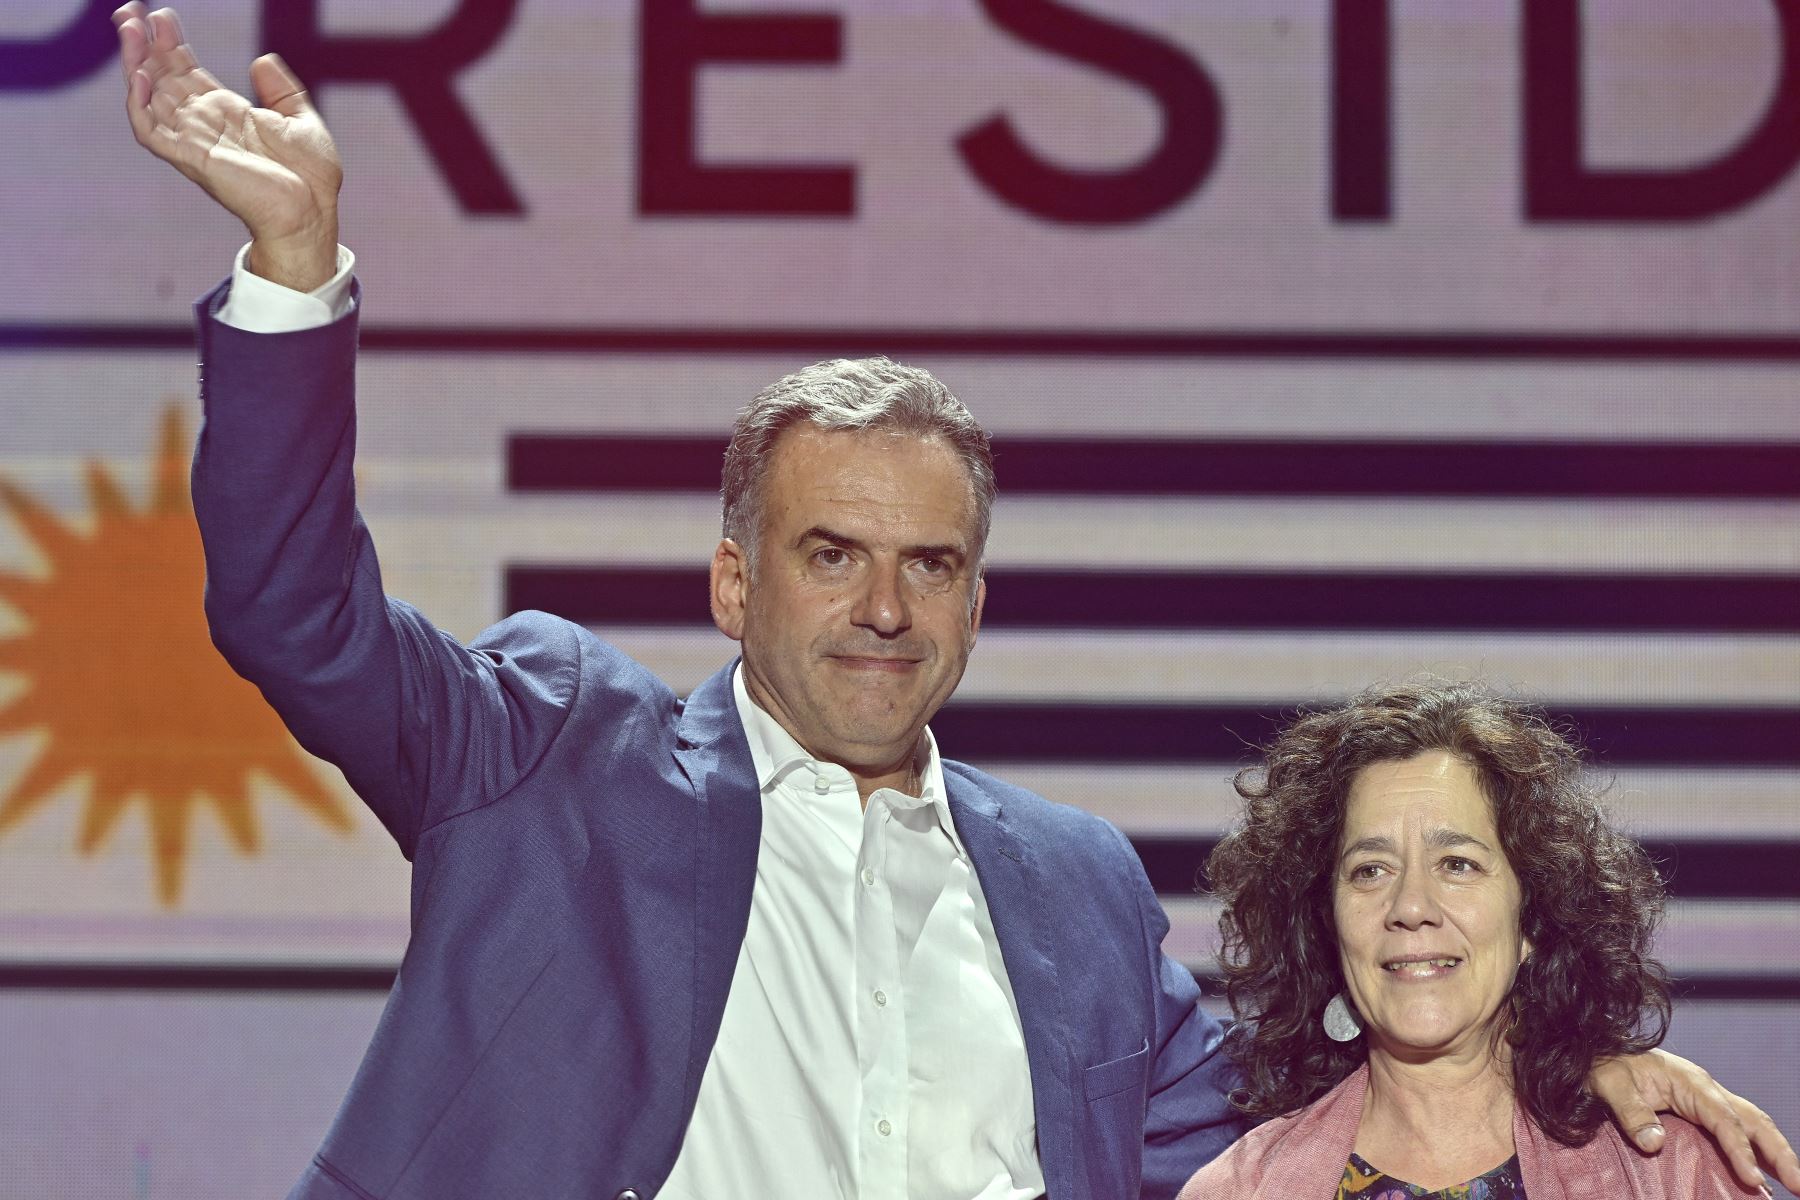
731, 665, 961, 850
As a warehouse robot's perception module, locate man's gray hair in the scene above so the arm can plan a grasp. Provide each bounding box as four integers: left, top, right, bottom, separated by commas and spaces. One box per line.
721, 356, 996, 570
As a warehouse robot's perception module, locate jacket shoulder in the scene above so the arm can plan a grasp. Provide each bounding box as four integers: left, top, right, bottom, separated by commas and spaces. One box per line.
941, 759, 1119, 841
470, 610, 676, 710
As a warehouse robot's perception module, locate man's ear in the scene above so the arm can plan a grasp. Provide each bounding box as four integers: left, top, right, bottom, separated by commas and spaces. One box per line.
968, 574, 986, 640
710, 539, 749, 641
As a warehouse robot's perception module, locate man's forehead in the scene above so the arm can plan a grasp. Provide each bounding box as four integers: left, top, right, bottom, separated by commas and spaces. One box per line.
761, 426, 978, 538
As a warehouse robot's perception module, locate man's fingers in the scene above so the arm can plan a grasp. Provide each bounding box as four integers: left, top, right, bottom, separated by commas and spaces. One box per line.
250, 54, 316, 119
1739, 1100, 1800, 1194
147, 7, 188, 52
115, 9, 150, 84
1697, 1092, 1765, 1192
1614, 1097, 1665, 1152
125, 68, 155, 142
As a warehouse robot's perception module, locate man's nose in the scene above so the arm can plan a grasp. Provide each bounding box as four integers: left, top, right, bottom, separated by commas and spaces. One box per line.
851, 559, 912, 636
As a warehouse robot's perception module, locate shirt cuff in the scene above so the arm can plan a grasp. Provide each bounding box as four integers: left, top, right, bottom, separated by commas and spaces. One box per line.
215, 243, 357, 333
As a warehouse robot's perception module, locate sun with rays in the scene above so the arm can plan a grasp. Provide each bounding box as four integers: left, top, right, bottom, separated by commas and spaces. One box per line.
0, 404, 351, 905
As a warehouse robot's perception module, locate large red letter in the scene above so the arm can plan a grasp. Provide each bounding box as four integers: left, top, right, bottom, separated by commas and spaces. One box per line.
1331, 0, 1391, 221
0, 2, 113, 90
637, 0, 854, 216
957, 0, 1221, 224
1524, 0, 1800, 220
266, 0, 524, 214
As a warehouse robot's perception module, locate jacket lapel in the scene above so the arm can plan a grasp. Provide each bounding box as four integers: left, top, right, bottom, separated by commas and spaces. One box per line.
947, 773, 1078, 1198
672, 659, 763, 1109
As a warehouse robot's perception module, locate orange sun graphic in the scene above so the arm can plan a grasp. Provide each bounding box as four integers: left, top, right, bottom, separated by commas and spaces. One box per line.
0, 403, 352, 905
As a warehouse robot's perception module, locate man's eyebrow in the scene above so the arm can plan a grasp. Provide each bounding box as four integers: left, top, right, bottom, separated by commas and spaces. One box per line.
795, 528, 968, 562
795, 526, 863, 551
909, 542, 966, 562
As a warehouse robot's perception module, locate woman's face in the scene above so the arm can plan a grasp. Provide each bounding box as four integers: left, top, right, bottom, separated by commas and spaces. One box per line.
1333, 751, 1529, 1063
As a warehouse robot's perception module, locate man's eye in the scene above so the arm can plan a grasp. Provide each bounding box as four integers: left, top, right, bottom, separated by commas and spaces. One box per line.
814, 547, 847, 566
918, 558, 948, 575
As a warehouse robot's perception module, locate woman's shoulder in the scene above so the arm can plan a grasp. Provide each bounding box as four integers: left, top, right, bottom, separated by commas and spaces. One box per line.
1522, 1114, 1761, 1197
1649, 1116, 1764, 1196
1175, 1069, 1369, 1199
1175, 1112, 1310, 1196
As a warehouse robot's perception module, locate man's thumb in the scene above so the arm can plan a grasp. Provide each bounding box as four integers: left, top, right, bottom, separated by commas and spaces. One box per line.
250, 54, 314, 118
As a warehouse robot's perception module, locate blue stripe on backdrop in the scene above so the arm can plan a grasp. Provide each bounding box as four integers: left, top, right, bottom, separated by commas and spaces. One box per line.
509, 435, 1800, 498
0, 964, 1789, 1002
1133, 838, 1800, 901
931, 705, 1800, 767
505, 566, 1800, 633
17, 325, 1800, 359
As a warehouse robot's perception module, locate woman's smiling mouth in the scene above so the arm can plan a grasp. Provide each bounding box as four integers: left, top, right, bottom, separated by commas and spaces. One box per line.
1381, 956, 1463, 978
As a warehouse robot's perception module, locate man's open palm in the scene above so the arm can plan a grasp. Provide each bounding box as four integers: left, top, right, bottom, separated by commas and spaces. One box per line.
115, 3, 341, 288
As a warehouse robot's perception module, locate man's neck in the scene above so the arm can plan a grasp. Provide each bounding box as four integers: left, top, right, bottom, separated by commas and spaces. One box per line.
851, 758, 922, 807
734, 665, 926, 808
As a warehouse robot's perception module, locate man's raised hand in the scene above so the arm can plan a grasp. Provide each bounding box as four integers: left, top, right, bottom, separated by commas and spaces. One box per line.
114, 4, 342, 291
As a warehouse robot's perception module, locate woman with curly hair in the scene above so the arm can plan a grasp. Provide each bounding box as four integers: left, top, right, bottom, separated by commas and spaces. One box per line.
1177, 681, 1757, 1198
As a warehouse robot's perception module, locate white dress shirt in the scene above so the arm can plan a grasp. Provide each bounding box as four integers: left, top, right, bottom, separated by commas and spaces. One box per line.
659, 669, 1043, 1200
216, 255, 1046, 1198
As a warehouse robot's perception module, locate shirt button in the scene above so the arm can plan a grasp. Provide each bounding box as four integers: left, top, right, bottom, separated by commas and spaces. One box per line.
615, 1191, 641, 1200
813, 775, 830, 794
877, 1119, 892, 1137
873, 989, 887, 1008
860, 868, 875, 886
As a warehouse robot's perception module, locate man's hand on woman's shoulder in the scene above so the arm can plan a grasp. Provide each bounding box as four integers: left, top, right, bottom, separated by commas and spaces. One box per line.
1592, 1048, 1797, 1196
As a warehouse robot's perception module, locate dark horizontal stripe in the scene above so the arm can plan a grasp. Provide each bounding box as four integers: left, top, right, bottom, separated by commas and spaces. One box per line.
510, 435, 1800, 499
1189, 971, 1800, 1003
16, 323, 1800, 360
934, 704, 1800, 768
3, 963, 1793, 1002
1133, 838, 1800, 900
0, 963, 396, 992
505, 566, 1800, 633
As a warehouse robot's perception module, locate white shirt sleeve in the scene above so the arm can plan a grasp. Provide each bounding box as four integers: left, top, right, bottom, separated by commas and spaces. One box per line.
214, 243, 358, 333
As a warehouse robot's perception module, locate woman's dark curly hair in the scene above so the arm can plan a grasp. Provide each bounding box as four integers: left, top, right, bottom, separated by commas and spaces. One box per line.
1205, 680, 1671, 1146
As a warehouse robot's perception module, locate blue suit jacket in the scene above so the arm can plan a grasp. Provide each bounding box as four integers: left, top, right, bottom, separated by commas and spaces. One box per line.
191, 282, 1245, 1200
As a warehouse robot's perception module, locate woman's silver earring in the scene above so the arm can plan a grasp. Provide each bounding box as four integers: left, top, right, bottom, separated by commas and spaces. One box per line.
1323, 993, 1362, 1042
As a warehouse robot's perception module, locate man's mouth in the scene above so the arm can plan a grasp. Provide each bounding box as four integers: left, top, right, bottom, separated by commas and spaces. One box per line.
829, 655, 921, 672
1381, 956, 1462, 978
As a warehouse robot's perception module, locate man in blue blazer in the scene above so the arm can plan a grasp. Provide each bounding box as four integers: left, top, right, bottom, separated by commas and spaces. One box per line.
113, 7, 1800, 1200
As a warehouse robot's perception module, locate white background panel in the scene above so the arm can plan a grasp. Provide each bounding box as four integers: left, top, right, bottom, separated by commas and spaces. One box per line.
994, 764, 1800, 842
3, 0, 1799, 1191
7, 2, 1800, 329
602, 628, 1800, 705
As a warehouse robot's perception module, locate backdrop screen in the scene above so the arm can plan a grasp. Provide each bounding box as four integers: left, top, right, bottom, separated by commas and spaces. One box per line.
2, 2, 1797, 1196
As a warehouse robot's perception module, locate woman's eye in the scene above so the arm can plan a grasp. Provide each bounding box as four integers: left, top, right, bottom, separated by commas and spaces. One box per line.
1350, 862, 1385, 882
1442, 855, 1477, 875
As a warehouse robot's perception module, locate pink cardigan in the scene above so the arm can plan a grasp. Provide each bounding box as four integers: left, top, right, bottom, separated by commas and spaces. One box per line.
1177, 1065, 1760, 1199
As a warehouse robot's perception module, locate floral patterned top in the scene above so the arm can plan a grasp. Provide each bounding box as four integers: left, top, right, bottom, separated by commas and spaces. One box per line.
1335, 1151, 1527, 1199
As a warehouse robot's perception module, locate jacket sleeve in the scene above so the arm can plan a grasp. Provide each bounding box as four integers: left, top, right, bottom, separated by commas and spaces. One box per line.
1106, 823, 1250, 1199
190, 279, 577, 858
